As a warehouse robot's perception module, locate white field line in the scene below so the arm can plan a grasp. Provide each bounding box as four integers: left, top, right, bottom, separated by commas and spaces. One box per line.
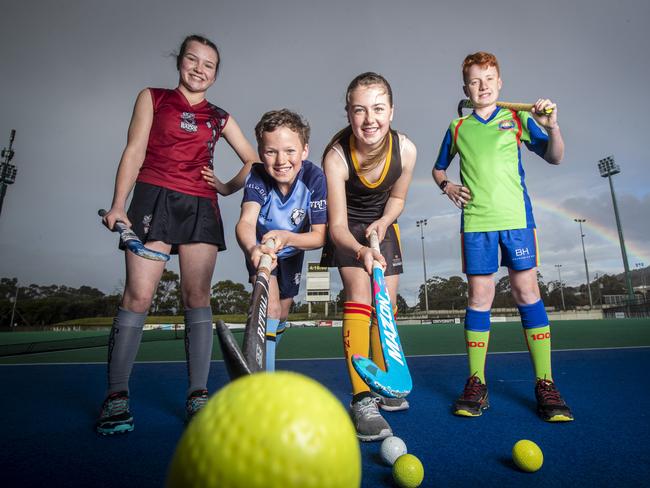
1, 345, 649, 366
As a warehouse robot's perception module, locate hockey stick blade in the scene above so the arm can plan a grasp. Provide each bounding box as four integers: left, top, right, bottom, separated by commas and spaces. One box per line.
98, 209, 170, 262
351, 231, 412, 398
215, 320, 250, 380
457, 99, 553, 116
241, 239, 276, 373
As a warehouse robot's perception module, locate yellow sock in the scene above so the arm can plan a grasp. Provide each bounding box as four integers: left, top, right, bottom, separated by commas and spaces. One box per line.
343, 302, 372, 395
524, 325, 553, 380
465, 329, 490, 383
369, 305, 398, 372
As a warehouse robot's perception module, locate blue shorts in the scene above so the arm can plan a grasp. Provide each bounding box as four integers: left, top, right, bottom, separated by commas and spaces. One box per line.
461, 228, 539, 275
246, 251, 304, 299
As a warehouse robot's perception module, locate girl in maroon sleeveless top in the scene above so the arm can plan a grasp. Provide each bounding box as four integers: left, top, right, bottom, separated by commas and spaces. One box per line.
96, 35, 257, 435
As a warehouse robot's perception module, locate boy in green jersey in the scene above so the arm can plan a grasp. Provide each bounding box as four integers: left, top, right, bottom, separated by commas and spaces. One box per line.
433, 52, 573, 422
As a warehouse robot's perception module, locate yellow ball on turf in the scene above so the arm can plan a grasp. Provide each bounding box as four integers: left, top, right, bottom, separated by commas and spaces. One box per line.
512, 439, 544, 472
392, 453, 424, 488
167, 372, 361, 488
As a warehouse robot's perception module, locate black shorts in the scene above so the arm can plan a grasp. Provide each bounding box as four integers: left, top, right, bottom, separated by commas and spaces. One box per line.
123, 182, 226, 255
245, 251, 305, 300
320, 221, 403, 276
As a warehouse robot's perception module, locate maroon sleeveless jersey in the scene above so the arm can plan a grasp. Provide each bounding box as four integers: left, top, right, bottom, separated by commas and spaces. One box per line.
137, 88, 229, 200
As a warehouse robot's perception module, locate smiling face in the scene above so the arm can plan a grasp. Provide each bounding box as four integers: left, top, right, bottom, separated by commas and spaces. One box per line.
259, 126, 309, 194
463, 64, 502, 111
178, 40, 218, 94
346, 84, 394, 148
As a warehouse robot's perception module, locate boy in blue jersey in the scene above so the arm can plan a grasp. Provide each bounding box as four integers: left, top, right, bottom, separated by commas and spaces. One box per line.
236, 109, 327, 371
432, 52, 573, 422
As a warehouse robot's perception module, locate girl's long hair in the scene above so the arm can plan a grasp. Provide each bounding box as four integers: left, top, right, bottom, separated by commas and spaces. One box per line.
322, 72, 393, 174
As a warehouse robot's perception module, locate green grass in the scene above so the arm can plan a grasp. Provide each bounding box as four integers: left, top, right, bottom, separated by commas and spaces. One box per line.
1, 318, 648, 365
53, 312, 320, 327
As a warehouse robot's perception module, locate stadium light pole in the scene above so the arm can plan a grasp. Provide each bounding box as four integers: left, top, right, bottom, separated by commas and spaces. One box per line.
636, 262, 646, 295
598, 156, 634, 302
0, 130, 18, 219
574, 218, 593, 309
555, 264, 565, 311
416, 219, 429, 316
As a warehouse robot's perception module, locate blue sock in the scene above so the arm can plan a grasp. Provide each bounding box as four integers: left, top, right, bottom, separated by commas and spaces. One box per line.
276, 320, 288, 346
265, 318, 281, 372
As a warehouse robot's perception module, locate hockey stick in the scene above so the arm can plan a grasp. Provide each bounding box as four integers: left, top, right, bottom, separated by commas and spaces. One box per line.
215, 320, 250, 380
98, 209, 170, 262
351, 231, 412, 398
457, 99, 553, 117
241, 238, 276, 373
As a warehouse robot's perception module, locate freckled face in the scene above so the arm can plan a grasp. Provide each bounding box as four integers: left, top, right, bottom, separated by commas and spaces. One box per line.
464, 64, 502, 109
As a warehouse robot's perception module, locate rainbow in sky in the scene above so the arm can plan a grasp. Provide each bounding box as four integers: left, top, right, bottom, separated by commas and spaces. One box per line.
533, 197, 648, 265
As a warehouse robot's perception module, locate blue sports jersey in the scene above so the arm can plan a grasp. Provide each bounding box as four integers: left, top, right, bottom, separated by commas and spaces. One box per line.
242, 160, 327, 258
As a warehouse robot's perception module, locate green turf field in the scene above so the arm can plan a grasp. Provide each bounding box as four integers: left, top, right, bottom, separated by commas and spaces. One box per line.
1, 318, 648, 365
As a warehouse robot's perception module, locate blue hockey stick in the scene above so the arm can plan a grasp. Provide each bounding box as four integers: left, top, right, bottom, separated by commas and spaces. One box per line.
352, 231, 412, 398
98, 209, 170, 262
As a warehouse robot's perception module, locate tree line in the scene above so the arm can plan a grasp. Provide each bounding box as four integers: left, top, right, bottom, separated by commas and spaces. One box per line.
414, 271, 642, 312
1, 268, 644, 326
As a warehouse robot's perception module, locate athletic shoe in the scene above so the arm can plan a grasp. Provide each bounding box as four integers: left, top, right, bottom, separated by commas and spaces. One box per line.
371, 391, 410, 411
96, 391, 134, 435
453, 375, 489, 417
535, 379, 574, 422
350, 395, 393, 442
185, 389, 209, 422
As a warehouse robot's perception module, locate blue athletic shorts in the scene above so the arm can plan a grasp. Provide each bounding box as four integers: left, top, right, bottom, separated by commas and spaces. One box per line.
246, 251, 304, 299
461, 228, 539, 275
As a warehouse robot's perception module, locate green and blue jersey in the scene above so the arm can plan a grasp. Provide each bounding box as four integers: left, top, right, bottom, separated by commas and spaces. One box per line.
434, 108, 548, 232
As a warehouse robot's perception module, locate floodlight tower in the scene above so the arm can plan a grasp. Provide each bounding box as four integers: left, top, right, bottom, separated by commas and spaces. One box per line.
0, 130, 18, 219
555, 264, 566, 311
416, 219, 429, 315
573, 218, 593, 309
597, 156, 634, 301
636, 262, 646, 296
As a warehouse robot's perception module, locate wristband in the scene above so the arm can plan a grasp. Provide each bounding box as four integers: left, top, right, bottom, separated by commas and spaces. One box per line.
439, 180, 449, 192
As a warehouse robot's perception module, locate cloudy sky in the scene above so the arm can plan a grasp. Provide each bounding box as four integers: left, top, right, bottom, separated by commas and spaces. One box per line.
1, 0, 648, 305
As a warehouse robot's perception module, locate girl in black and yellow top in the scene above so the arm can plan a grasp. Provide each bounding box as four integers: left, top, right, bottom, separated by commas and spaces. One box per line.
321, 72, 417, 442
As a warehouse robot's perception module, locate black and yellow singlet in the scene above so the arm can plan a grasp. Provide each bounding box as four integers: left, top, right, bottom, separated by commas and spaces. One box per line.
338, 128, 402, 223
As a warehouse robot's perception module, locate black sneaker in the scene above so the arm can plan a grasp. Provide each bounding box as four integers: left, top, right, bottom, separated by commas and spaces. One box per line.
350, 394, 392, 442
185, 389, 209, 422
96, 391, 134, 435
453, 375, 489, 417
535, 379, 574, 422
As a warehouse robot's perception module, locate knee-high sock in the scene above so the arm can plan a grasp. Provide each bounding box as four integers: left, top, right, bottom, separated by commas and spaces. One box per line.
369, 305, 398, 372
343, 302, 372, 395
184, 306, 214, 395
265, 318, 281, 372
464, 308, 490, 383
107, 307, 147, 394
519, 300, 553, 380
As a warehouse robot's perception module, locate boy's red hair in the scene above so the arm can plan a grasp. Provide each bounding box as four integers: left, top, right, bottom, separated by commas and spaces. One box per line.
462, 52, 500, 83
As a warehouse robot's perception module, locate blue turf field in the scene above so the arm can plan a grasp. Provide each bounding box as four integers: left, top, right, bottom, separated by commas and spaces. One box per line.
2, 347, 649, 487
